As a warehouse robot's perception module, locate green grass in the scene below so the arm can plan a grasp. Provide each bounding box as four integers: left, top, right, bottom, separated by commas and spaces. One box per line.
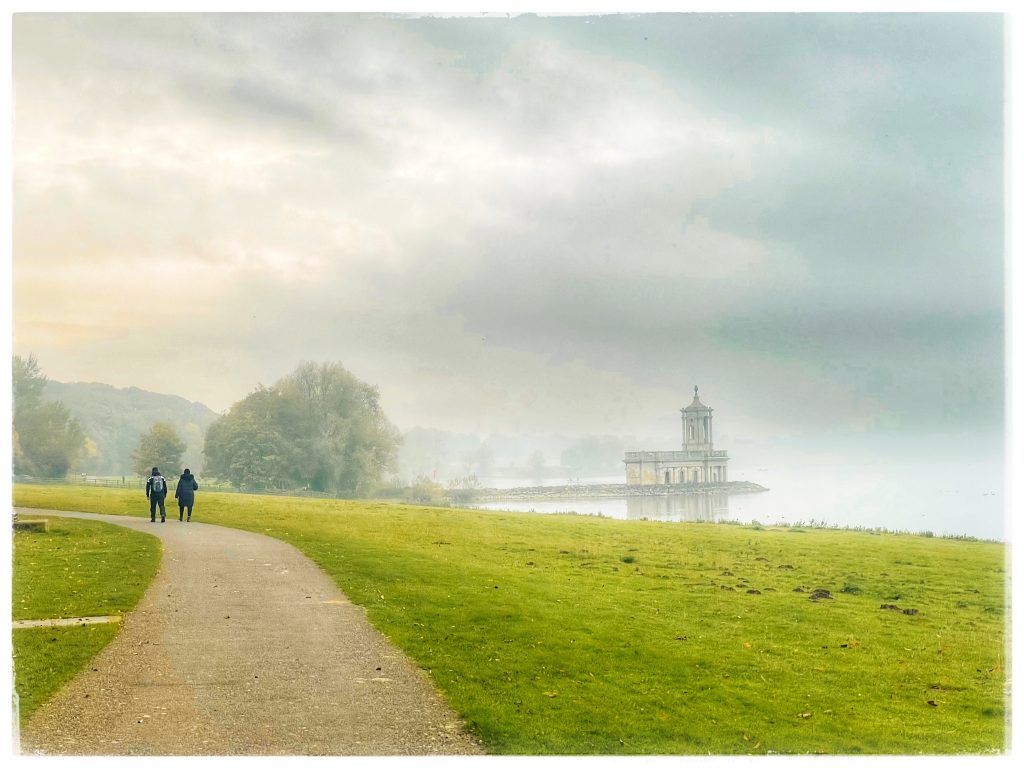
14, 484, 1008, 755
13, 515, 162, 620
12, 514, 161, 723
13, 624, 120, 723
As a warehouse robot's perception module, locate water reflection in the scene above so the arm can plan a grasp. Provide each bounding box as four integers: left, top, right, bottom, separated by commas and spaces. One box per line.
471, 491, 737, 523
626, 491, 730, 522
467, 451, 1004, 539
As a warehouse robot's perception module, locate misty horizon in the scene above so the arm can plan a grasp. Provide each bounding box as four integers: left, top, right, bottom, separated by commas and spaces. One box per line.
10, 12, 1006, 542
32, 364, 1006, 474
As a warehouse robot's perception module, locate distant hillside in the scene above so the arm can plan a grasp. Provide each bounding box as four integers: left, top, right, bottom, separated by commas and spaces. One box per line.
44, 381, 220, 477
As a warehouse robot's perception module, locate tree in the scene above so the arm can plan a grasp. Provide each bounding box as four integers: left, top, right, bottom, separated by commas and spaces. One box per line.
12, 355, 85, 477
560, 435, 626, 477
406, 475, 446, 505
459, 442, 494, 480
12, 428, 26, 472
203, 362, 401, 495
13, 354, 46, 411
202, 399, 293, 490
16, 401, 86, 477
132, 422, 187, 479
396, 427, 450, 483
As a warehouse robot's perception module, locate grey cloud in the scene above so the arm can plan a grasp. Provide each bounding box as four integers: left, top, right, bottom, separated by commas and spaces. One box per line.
11, 13, 1006, 443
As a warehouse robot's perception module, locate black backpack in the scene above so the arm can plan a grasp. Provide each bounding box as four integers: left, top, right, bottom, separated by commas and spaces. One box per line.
152, 475, 165, 494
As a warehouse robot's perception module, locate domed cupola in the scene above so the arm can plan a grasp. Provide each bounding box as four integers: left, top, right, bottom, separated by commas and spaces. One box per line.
681, 385, 714, 451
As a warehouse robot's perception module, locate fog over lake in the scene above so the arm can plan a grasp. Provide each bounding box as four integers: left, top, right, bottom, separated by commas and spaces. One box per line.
471, 434, 1006, 541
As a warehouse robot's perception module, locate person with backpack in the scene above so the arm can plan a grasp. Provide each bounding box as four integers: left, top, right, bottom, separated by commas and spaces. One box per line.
146, 466, 168, 522
175, 468, 199, 522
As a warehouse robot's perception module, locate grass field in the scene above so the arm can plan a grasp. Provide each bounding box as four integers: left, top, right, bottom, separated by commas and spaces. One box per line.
12, 514, 162, 723
13, 484, 1008, 755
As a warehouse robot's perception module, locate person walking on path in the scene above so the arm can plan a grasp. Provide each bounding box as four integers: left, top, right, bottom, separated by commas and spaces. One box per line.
175, 468, 199, 522
146, 466, 168, 523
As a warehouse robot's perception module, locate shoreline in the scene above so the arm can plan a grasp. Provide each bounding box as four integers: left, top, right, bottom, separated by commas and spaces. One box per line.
452, 480, 768, 503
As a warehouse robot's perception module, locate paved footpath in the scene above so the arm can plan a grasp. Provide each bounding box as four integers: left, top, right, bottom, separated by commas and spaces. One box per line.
15, 508, 484, 756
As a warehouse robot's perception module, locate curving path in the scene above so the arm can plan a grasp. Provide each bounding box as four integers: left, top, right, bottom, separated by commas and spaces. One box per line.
15, 508, 484, 756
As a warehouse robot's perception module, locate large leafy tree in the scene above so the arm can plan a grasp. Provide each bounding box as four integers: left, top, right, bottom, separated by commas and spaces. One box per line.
132, 421, 187, 479
12, 355, 85, 477
203, 362, 400, 495
202, 389, 294, 490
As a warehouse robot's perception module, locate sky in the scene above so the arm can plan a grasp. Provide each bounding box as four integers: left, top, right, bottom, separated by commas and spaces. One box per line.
10, 11, 1006, 451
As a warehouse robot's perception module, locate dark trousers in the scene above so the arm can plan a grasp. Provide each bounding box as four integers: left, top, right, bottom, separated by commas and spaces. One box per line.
149, 494, 166, 520
178, 503, 193, 520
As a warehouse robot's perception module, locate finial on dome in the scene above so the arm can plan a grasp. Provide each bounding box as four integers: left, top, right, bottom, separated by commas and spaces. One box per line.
694, 385, 698, 397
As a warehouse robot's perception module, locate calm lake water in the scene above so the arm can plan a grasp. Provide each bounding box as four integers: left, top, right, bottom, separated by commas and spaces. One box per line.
470, 454, 1007, 541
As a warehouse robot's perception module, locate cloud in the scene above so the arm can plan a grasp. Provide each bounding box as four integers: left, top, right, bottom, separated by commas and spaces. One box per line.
11, 13, 1005, 442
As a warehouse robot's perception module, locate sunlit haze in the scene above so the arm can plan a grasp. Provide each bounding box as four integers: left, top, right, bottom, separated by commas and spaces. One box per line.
11, 13, 1005, 509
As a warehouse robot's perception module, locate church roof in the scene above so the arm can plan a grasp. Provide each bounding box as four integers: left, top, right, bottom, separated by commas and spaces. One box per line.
681, 385, 712, 412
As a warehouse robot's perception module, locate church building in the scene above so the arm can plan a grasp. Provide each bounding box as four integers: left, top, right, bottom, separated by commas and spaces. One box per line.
624, 387, 729, 486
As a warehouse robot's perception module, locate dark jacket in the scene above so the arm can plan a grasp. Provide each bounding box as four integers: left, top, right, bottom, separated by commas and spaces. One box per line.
146, 474, 168, 498
175, 472, 199, 505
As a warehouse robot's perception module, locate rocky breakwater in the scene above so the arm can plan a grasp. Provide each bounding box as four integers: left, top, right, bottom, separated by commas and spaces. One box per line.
458, 480, 768, 503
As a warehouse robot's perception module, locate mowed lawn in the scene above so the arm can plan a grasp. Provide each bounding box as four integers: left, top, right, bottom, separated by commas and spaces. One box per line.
14, 484, 1007, 755
12, 514, 162, 723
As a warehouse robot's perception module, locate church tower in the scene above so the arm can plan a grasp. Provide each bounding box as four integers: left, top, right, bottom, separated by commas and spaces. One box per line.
624, 385, 728, 486
681, 385, 713, 452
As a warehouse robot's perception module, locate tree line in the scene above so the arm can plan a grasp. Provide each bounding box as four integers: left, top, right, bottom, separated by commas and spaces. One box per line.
12, 357, 400, 496
42, 379, 216, 476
